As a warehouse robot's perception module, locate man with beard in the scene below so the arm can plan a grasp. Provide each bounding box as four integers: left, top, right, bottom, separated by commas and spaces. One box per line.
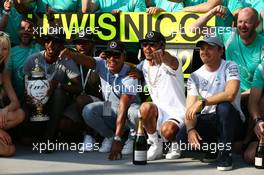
6, 18, 42, 104
190, 6, 264, 160
138, 31, 186, 161
22, 33, 81, 151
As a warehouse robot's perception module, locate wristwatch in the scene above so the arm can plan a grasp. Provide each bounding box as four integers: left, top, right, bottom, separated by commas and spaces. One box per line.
114, 135, 121, 142
201, 98, 207, 109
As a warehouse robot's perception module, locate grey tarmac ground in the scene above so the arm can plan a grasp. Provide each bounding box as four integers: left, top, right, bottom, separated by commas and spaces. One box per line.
0, 145, 263, 175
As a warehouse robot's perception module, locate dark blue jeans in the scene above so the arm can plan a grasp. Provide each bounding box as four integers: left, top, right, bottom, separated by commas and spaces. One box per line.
177, 102, 244, 152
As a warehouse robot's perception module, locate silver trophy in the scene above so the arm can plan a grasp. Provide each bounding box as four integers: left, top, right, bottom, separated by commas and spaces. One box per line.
26, 58, 50, 122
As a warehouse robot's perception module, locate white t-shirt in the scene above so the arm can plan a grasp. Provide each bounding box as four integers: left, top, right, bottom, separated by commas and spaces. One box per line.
142, 59, 186, 126
187, 60, 245, 122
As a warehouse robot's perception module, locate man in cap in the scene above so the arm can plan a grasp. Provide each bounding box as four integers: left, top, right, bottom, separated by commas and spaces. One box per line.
60, 40, 140, 160
138, 31, 186, 161
190, 6, 264, 158
185, 35, 245, 170
22, 33, 81, 151
190, 6, 264, 101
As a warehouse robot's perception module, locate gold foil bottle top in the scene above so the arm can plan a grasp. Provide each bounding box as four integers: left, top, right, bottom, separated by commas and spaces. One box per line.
31, 58, 44, 78
260, 137, 264, 144
137, 117, 144, 135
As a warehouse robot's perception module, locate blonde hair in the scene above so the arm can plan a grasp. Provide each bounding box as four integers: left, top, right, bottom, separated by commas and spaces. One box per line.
0, 31, 11, 63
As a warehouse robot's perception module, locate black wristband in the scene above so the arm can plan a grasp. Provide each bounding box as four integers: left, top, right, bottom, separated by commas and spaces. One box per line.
201, 98, 206, 109
187, 127, 195, 134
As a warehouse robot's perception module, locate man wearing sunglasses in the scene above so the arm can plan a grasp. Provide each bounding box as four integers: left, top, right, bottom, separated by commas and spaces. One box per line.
138, 31, 186, 160
60, 40, 140, 160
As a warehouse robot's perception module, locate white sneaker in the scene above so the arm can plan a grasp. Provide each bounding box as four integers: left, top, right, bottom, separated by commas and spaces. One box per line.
99, 137, 113, 153
121, 138, 134, 154
165, 142, 181, 160
147, 139, 163, 161
79, 135, 95, 152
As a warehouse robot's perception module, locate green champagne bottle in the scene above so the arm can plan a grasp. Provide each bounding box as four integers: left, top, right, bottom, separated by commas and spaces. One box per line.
133, 117, 147, 165
255, 137, 264, 169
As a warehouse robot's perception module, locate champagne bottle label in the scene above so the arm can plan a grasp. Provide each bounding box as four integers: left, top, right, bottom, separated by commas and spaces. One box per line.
255, 157, 263, 166
134, 151, 147, 161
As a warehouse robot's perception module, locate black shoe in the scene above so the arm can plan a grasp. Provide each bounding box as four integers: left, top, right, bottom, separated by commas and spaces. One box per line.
202, 152, 218, 163
217, 152, 233, 171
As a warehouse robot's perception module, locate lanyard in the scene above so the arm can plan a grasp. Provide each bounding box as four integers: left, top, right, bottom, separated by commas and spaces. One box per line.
80, 65, 91, 92
105, 68, 119, 101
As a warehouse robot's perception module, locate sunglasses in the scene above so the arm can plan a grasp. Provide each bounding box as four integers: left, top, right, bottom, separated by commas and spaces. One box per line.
105, 51, 122, 59
141, 42, 159, 47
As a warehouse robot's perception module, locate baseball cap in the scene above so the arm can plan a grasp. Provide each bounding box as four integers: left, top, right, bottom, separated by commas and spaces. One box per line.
42, 33, 66, 44
105, 40, 125, 54
196, 35, 223, 48
71, 31, 94, 44
139, 31, 166, 44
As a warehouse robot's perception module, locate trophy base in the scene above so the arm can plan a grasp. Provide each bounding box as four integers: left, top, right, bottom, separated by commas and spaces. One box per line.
30, 114, 50, 122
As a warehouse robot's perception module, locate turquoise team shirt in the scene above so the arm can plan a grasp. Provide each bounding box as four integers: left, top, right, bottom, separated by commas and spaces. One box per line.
243, 0, 264, 13
7, 44, 43, 103
0, 7, 23, 45
217, 28, 264, 92
252, 62, 264, 88
223, 0, 244, 13
150, 0, 184, 12
93, 0, 146, 12
184, 0, 207, 6
35, 0, 82, 12
185, 0, 244, 13
183, 0, 234, 26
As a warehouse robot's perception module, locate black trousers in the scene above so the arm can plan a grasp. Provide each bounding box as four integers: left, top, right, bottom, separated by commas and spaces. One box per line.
177, 102, 245, 152
20, 88, 69, 141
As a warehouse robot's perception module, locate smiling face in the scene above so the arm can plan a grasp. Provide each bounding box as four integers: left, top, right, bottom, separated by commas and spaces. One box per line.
199, 43, 223, 67
44, 39, 64, 63
76, 41, 93, 56
0, 33, 11, 64
142, 41, 164, 60
237, 8, 259, 41
19, 20, 34, 47
105, 51, 125, 74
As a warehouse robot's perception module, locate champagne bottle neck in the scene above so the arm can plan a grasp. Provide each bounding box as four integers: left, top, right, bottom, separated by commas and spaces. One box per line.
260, 137, 264, 144
137, 118, 144, 135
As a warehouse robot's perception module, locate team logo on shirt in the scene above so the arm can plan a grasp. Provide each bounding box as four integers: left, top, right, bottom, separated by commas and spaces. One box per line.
201, 79, 209, 91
